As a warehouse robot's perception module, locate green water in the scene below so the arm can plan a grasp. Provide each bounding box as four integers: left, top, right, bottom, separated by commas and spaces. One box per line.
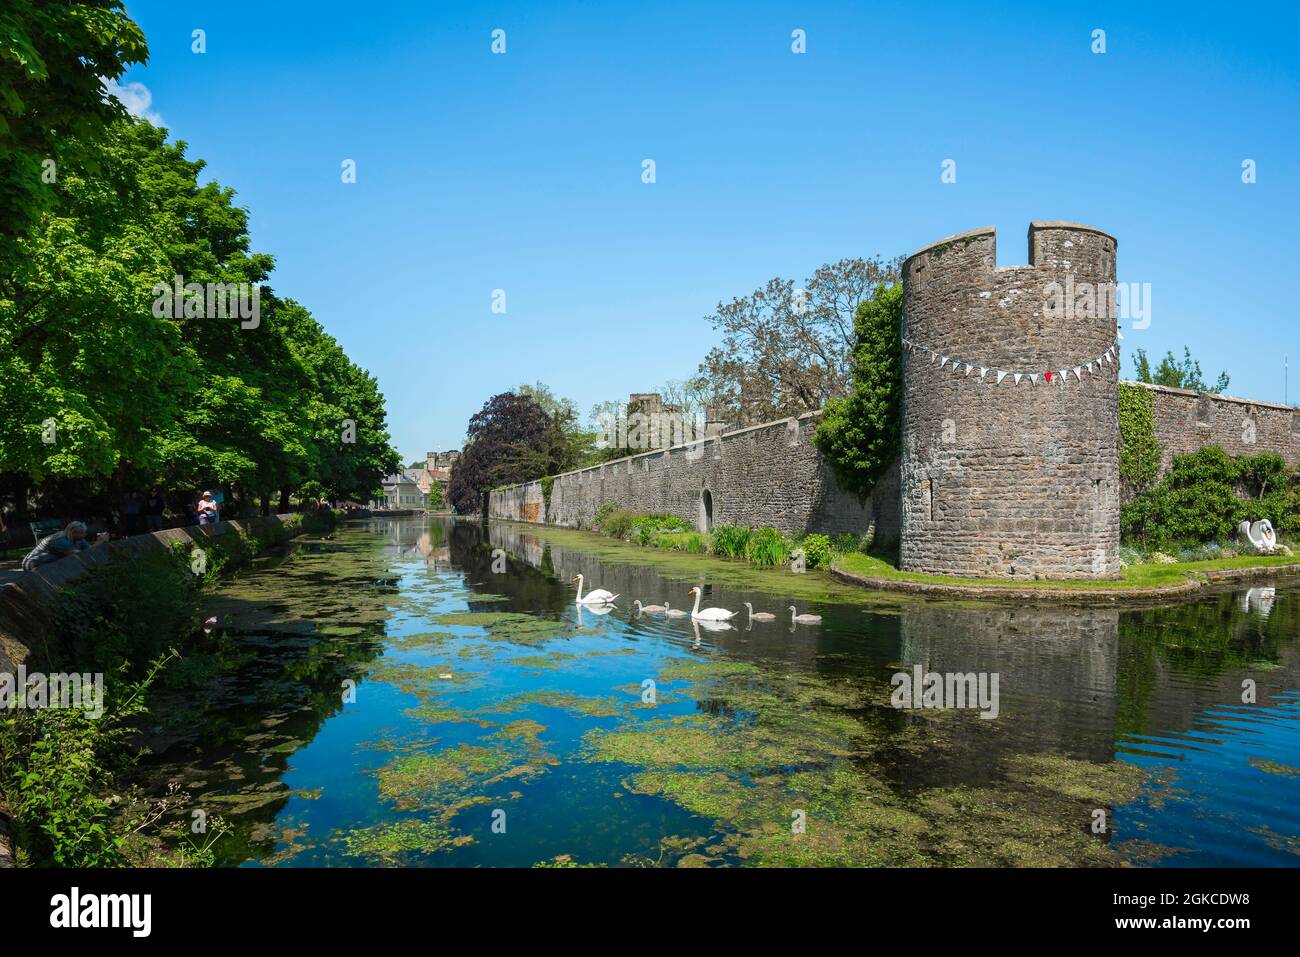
132, 516, 1300, 867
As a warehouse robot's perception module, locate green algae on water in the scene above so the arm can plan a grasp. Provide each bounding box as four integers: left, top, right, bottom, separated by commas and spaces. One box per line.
341, 817, 474, 862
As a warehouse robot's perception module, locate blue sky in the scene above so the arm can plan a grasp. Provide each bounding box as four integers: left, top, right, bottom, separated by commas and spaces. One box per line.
118, 0, 1299, 461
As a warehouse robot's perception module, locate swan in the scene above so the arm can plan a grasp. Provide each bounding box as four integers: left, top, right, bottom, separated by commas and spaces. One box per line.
662, 602, 687, 618
573, 574, 618, 605
743, 602, 775, 622
688, 586, 737, 621
633, 600, 667, 614
788, 605, 822, 624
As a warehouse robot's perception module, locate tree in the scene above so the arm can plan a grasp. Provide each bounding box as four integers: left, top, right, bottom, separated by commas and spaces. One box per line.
516, 381, 602, 470
447, 392, 555, 514
0, 0, 147, 265
813, 284, 904, 497
695, 255, 902, 425
0, 115, 399, 518
1132, 346, 1229, 394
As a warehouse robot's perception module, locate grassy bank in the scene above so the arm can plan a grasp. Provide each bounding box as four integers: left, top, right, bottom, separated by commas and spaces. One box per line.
550, 504, 1300, 600
833, 550, 1300, 592
0, 511, 332, 867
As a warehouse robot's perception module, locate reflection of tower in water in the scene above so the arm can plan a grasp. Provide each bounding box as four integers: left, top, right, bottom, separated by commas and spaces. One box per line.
897, 602, 1120, 767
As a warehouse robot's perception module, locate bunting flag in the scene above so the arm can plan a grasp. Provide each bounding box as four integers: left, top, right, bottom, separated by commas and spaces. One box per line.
901, 336, 1121, 387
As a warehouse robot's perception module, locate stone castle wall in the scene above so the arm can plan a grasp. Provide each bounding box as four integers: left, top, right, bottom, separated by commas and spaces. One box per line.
487, 222, 1297, 582
1140, 382, 1300, 475
488, 412, 901, 542
900, 222, 1122, 581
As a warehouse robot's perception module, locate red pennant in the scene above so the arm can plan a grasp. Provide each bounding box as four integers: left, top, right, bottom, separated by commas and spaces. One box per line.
1044, 370, 1053, 383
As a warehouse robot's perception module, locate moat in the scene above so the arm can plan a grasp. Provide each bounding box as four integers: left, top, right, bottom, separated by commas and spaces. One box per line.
132, 516, 1300, 867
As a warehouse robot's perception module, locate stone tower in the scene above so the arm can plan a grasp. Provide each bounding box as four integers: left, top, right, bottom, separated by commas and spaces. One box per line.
899, 222, 1121, 580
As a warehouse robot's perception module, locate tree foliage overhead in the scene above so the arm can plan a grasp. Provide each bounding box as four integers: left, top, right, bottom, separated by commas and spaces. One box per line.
695, 255, 902, 425
0, 116, 399, 513
813, 284, 904, 497
0, 0, 148, 264
1132, 346, 1230, 394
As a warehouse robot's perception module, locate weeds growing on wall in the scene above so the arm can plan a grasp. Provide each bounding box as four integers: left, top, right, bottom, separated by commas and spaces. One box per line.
1118, 382, 1161, 489
1121, 446, 1297, 548
540, 475, 555, 515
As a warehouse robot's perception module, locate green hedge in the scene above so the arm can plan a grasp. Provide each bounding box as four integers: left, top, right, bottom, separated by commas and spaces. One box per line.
1121, 446, 1295, 548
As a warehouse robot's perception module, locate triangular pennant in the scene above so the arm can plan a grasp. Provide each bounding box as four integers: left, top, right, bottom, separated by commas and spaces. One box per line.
1117, 330, 1125, 341
1058, 369, 1068, 383
996, 371, 1008, 385
1029, 373, 1039, 386
1013, 373, 1023, 385
1045, 370, 1053, 384
1073, 366, 1083, 380
964, 363, 973, 376
979, 367, 988, 379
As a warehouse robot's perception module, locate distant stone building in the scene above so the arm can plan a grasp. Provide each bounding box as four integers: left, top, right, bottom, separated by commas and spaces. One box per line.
425, 450, 460, 508
379, 450, 461, 510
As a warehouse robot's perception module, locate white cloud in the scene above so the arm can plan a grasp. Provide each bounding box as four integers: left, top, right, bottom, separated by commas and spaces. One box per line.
103, 78, 165, 127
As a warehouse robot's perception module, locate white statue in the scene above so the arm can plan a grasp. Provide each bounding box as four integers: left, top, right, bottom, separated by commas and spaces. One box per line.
1238, 518, 1277, 554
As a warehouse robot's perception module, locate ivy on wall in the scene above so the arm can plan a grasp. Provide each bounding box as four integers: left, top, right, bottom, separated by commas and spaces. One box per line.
814, 284, 903, 497
540, 475, 554, 514
1118, 382, 1161, 489
1121, 445, 1295, 547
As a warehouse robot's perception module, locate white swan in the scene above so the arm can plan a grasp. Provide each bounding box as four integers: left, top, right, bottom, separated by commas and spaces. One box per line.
788, 605, 822, 624
573, 574, 618, 605
633, 600, 667, 614
663, 602, 687, 618
688, 586, 737, 621
744, 602, 775, 622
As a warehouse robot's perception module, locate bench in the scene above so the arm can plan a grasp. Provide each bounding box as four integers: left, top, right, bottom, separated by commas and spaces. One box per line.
29, 519, 64, 543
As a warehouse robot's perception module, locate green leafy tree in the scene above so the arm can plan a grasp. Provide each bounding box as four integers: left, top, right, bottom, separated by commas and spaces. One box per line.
696, 256, 902, 425
813, 284, 904, 497
0, 117, 398, 517
447, 391, 555, 514
1132, 346, 1229, 394
0, 0, 147, 265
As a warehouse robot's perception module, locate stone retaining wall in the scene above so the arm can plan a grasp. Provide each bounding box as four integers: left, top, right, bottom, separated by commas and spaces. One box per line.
1142, 382, 1300, 475
489, 411, 900, 542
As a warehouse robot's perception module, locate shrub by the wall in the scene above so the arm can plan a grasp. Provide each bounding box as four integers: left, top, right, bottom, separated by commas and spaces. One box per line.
744, 527, 792, 566
796, 533, 832, 568
710, 525, 751, 558
630, 514, 693, 545
1121, 446, 1294, 548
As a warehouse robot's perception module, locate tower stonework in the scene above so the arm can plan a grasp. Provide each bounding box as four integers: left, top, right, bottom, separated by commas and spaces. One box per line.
900, 222, 1121, 580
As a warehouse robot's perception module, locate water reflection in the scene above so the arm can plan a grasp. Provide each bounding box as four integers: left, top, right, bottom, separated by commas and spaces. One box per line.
132, 516, 1300, 867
